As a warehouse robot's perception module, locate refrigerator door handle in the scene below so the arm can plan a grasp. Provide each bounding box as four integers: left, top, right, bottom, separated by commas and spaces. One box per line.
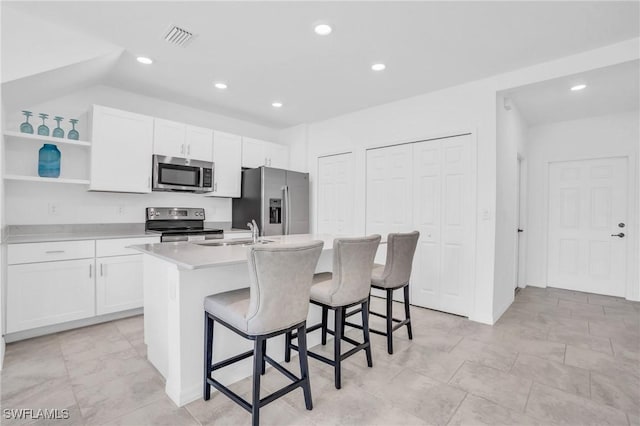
283, 185, 291, 235
282, 186, 287, 235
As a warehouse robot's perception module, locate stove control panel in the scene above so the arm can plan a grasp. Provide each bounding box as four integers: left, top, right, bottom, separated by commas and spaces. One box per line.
146, 207, 206, 221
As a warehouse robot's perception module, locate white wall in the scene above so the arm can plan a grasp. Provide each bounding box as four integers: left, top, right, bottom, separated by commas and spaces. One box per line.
3, 84, 281, 225
494, 96, 529, 319
0, 0, 6, 365
303, 39, 639, 324
278, 123, 308, 173
525, 110, 640, 299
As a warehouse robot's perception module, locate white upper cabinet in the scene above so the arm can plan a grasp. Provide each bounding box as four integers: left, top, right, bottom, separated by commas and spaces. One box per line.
185, 125, 214, 162
268, 143, 289, 169
241, 137, 267, 168
153, 119, 185, 158
241, 137, 289, 169
208, 131, 242, 198
90, 105, 154, 193
153, 119, 213, 162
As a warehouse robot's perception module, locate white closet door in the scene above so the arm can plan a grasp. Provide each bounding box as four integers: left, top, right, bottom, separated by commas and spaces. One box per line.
317, 153, 353, 235
366, 144, 414, 237
547, 157, 627, 296
412, 135, 473, 316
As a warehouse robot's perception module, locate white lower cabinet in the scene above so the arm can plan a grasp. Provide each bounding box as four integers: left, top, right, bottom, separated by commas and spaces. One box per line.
96, 255, 144, 315
7, 258, 96, 333
7, 236, 159, 335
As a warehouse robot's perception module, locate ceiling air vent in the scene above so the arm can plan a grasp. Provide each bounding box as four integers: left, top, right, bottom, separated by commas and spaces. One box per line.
163, 25, 195, 47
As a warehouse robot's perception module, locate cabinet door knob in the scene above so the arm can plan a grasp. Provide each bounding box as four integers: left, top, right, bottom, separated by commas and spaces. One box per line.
611, 233, 625, 238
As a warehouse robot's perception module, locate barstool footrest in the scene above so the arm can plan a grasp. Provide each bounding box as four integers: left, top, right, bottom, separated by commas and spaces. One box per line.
369, 318, 411, 337
392, 318, 411, 331
344, 307, 362, 318
344, 321, 363, 330
341, 343, 369, 361
261, 380, 306, 407
206, 377, 252, 412
211, 349, 254, 371
264, 355, 299, 382
370, 310, 404, 323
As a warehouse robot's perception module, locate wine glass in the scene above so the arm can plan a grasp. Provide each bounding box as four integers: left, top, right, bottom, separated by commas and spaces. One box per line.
68, 119, 79, 140
52, 116, 65, 138
20, 110, 34, 134
37, 113, 50, 136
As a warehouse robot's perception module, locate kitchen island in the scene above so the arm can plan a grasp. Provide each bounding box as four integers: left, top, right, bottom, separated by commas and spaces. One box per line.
131, 234, 337, 407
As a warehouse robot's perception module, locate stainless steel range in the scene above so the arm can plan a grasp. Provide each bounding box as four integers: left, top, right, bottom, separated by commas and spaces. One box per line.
145, 207, 224, 242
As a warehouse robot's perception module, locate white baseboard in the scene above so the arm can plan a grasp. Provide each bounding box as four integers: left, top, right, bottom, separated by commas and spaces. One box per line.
0, 337, 5, 370
4, 308, 143, 343
492, 299, 512, 323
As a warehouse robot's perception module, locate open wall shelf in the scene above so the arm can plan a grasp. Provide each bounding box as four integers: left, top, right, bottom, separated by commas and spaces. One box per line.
3, 174, 90, 185
3, 131, 91, 147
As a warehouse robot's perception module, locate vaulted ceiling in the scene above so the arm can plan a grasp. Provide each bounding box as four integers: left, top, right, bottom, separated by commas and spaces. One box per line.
3, 1, 639, 128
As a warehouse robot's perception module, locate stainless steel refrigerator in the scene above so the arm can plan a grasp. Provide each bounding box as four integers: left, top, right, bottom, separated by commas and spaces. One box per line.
232, 167, 310, 236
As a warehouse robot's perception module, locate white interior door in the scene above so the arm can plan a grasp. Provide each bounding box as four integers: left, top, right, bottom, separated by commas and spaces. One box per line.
365, 144, 414, 237
411, 135, 473, 316
547, 157, 628, 297
317, 153, 354, 235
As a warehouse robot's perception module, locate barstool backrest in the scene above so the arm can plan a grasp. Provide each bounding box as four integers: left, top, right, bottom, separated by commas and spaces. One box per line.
379, 231, 420, 287
246, 241, 324, 334
329, 235, 381, 306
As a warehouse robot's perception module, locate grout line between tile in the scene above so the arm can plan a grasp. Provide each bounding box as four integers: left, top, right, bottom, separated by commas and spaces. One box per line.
447, 360, 468, 384
522, 380, 535, 414
444, 392, 469, 426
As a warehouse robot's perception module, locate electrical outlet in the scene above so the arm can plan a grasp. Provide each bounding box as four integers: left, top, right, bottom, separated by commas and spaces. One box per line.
117, 206, 126, 215
48, 203, 59, 216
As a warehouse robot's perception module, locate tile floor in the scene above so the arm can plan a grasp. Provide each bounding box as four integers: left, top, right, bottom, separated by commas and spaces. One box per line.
1, 286, 638, 425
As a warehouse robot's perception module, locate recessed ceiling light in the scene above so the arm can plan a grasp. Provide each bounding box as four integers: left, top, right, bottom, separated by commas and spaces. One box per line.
136, 56, 153, 65
272, 102, 283, 108
214, 82, 228, 90
571, 84, 587, 91
314, 24, 332, 36
371, 63, 386, 71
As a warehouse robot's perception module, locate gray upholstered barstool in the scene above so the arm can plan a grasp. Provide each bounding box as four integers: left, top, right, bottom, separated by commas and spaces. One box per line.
203, 241, 323, 426
364, 231, 419, 354
286, 235, 381, 389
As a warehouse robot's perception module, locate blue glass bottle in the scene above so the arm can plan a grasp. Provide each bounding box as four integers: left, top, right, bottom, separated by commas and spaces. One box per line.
38, 144, 61, 178
52, 116, 65, 138
20, 111, 34, 134
38, 113, 50, 136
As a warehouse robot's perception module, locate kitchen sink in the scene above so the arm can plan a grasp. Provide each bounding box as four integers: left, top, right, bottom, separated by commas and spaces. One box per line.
193, 239, 273, 247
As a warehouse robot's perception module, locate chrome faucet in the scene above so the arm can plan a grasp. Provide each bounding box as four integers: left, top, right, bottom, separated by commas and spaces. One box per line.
247, 220, 259, 243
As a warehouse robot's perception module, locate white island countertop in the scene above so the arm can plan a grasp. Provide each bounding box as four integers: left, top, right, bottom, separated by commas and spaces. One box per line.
130, 233, 338, 270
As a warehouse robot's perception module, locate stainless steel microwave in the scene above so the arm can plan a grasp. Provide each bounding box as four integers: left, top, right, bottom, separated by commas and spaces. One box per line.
152, 155, 214, 193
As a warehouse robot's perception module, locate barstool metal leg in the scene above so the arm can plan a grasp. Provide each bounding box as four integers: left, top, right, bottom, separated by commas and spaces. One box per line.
261, 339, 267, 375
204, 314, 214, 400
321, 306, 328, 345
404, 285, 413, 340
334, 307, 344, 389
386, 289, 394, 354
362, 300, 373, 367
252, 337, 264, 426
285, 331, 292, 363
296, 324, 313, 410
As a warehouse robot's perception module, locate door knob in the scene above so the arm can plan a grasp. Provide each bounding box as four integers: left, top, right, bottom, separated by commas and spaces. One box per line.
611, 233, 625, 238
517, 229, 524, 233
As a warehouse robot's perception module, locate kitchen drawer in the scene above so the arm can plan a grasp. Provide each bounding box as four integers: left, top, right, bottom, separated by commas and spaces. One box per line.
8, 240, 95, 265
96, 236, 160, 257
